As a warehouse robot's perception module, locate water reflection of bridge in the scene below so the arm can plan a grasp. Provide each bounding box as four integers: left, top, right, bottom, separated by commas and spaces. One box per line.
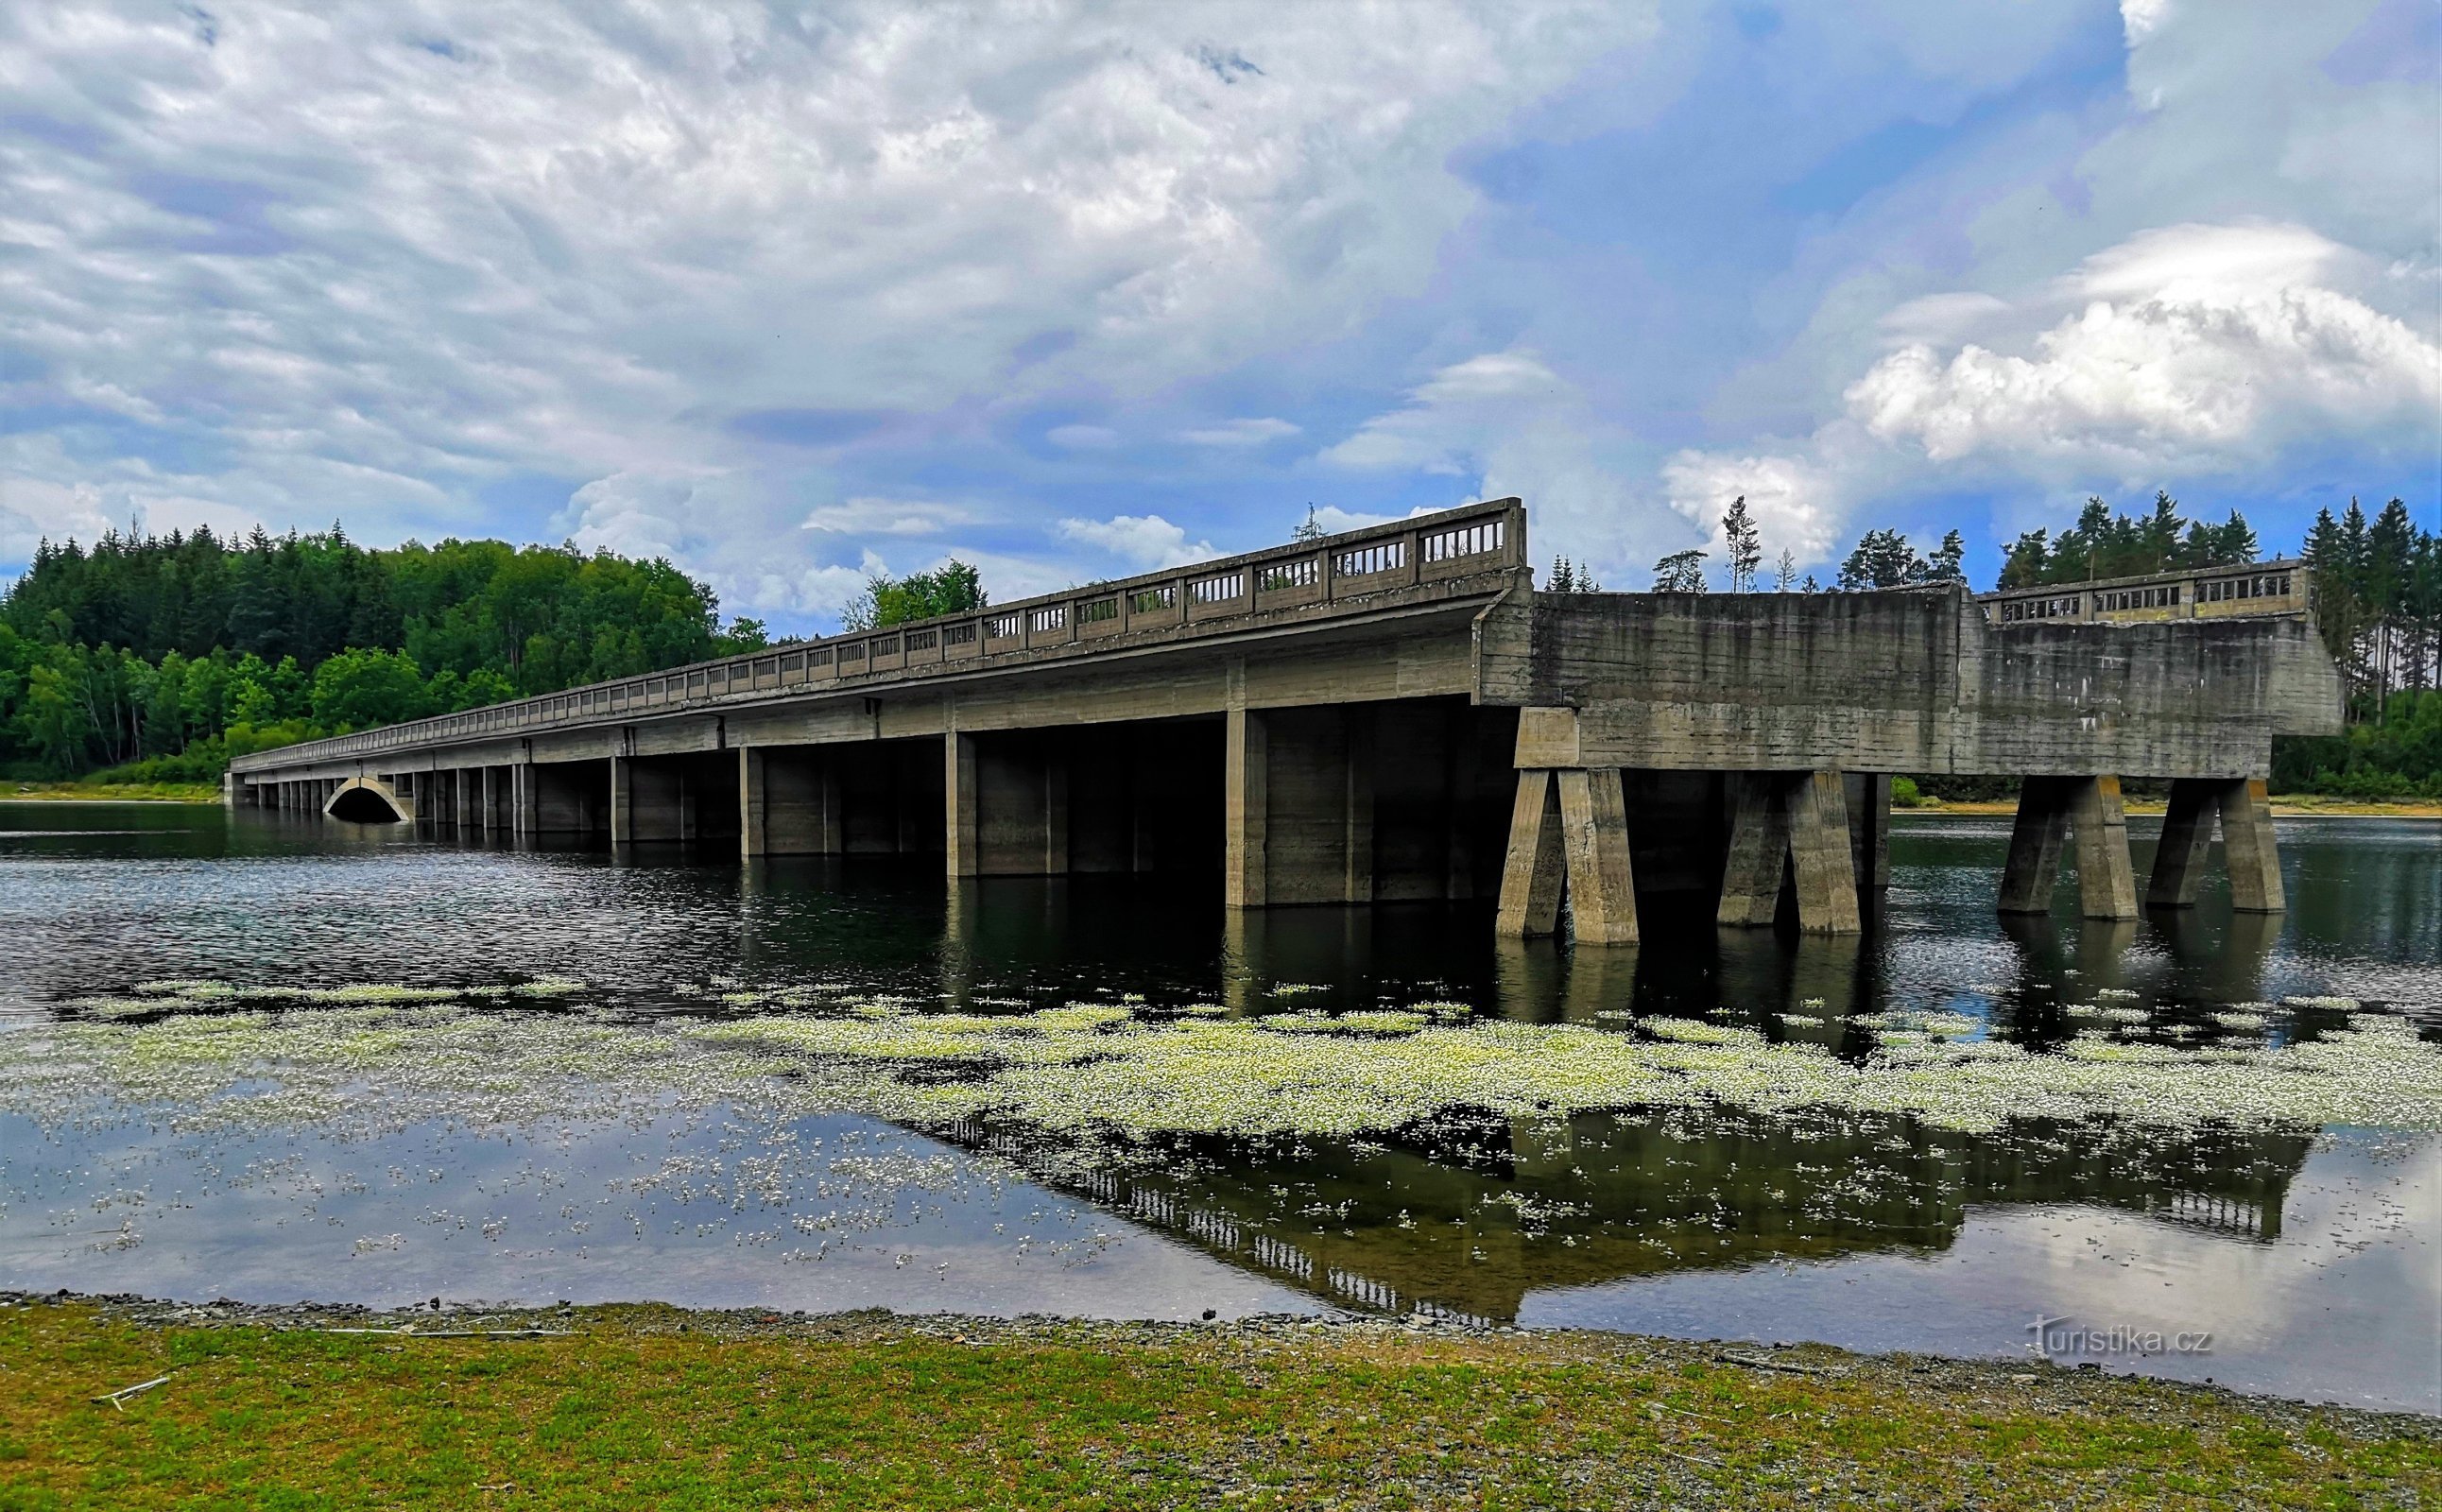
950, 1109, 2312, 1326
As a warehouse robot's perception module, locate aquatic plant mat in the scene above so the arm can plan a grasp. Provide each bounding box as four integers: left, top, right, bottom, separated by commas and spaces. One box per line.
2, 1297, 2432, 1510
10, 978, 2442, 1144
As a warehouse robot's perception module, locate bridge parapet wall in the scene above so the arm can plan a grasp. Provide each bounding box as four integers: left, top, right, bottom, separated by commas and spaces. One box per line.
1498, 587, 2344, 779
232, 498, 1527, 776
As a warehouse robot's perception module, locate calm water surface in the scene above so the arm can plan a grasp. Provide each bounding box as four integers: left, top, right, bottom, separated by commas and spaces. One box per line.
2, 802, 2434, 1409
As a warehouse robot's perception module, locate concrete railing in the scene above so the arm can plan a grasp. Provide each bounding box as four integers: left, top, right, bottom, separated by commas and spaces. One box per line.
233, 498, 1524, 772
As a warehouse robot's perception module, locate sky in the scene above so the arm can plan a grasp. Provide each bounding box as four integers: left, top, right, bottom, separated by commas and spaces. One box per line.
1, 0, 2436, 633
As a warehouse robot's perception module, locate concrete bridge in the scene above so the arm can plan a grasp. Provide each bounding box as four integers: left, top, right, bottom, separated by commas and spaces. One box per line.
229, 499, 2345, 938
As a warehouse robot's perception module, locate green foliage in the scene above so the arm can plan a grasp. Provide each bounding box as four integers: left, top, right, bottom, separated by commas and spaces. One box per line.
1889, 776, 1924, 808
2272, 690, 2442, 799
1722, 495, 1763, 592
1835, 529, 1925, 590
1546, 557, 1602, 593
1651, 549, 1709, 593
0, 523, 770, 777
1995, 491, 2258, 589
843, 559, 988, 631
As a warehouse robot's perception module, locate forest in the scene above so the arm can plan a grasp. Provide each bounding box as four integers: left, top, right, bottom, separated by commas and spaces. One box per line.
0, 525, 767, 783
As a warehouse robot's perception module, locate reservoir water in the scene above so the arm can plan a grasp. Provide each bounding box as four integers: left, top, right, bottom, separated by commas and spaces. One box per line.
2, 801, 2435, 1410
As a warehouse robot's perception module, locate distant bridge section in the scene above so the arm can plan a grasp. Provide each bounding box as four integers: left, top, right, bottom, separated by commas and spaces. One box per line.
231, 500, 2345, 946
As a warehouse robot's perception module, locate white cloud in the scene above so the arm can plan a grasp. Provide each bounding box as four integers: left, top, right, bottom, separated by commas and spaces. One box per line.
1320, 350, 1684, 579
0, 0, 1653, 615
1057, 513, 1218, 568
801, 497, 974, 536
1847, 223, 2437, 471
1178, 417, 1301, 447
1662, 220, 2438, 565
1321, 352, 1567, 472
1660, 449, 1849, 565
1045, 424, 1120, 451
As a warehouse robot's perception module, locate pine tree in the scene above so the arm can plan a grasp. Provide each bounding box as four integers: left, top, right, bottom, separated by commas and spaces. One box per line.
1652, 549, 1709, 593
1924, 529, 1967, 583
1775, 549, 1795, 592
1722, 495, 1763, 593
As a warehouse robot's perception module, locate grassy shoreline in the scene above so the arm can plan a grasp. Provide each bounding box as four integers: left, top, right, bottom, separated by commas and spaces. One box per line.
2, 781, 220, 803
3, 1297, 2432, 1509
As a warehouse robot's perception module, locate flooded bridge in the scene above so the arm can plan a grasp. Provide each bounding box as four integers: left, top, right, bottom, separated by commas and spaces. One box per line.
229, 499, 2345, 937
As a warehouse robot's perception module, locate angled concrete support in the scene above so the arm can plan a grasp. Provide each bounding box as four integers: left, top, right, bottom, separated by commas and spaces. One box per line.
1716, 774, 1791, 927
2148, 777, 2218, 907
1494, 769, 1565, 937
1787, 770, 1862, 935
2217, 777, 2285, 913
1557, 767, 1638, 944
1999, 774, 2138, 919
1998, 776, 2073, 914
2069, 774, 2140, 920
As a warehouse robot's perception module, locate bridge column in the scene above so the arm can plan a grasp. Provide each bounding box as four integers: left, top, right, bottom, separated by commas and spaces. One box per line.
610, 755, 685, 845
2000, 775, 2139, 919
511, 763, 537, 838
1224, 705, 1374, 904
742, 747, 836, 859
2177, 777, 2286, 913
1845, 772, 1892, 901
2218, 778, 2285, 912
1494, 769, 1564, 936
946, 734, 978, 877
1224, 708, 1267, 907
2147, 779, 2218, 908
1557, 767, 1638, 944
1999, 777, 2070, 913
1716, 771, 1863, 933
455, 769, 476, 834
1787, 771, 1862, 934
1716, 774, 1790, 927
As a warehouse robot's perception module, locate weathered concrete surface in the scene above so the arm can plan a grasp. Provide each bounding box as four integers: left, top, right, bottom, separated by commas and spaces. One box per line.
323, 776, 412, 823
1495, 588, 2343, 779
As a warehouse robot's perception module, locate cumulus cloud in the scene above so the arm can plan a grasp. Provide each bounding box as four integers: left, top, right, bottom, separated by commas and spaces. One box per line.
1056, 513, 1218, 568
1854, 223, 2436, 470
1663, 220, 2439, 561
1178, 417, 1301, 447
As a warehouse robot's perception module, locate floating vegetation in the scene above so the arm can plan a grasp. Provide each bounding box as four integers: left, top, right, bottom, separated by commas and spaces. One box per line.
2283, 996, 2361, 1012
2214, 1010, 2271, 1030
1258, 1010, 1428, 1038
6, 979, 2441, 1147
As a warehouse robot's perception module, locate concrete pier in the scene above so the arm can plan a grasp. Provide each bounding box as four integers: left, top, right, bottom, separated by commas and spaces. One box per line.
226, 498, 2342, 939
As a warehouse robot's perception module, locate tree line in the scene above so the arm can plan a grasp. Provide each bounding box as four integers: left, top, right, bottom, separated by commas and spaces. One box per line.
0, 524, 768, 782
